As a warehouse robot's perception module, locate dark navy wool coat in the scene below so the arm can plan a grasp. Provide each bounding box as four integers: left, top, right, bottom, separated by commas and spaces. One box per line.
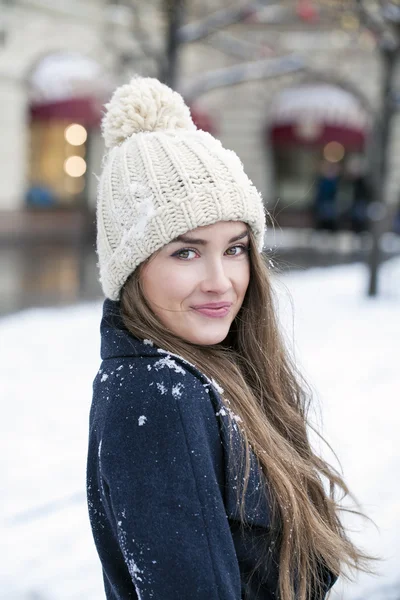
87, 300, 336, 600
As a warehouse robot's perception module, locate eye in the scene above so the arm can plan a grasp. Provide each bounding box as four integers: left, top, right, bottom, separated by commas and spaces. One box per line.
225, 244, 248, 256
172, 248, 198, 260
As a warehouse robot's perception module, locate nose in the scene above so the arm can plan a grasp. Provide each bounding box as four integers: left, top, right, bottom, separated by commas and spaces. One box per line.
200, 259, 232, 295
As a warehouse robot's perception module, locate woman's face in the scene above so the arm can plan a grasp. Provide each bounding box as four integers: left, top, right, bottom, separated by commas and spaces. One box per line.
140, 221, 250, 345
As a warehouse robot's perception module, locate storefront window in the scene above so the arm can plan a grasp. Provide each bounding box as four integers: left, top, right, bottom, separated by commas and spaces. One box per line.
27, 120, 87, 208
273, 145, 320, 210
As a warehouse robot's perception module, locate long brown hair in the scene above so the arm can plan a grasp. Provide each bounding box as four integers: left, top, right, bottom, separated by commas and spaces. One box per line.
120, 228, 373, 600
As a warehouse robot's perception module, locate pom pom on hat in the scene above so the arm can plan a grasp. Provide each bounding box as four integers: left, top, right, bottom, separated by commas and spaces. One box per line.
102, 76, 196, 148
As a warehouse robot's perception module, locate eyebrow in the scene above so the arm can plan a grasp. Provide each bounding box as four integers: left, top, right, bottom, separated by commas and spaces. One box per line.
171, 229, 249, 246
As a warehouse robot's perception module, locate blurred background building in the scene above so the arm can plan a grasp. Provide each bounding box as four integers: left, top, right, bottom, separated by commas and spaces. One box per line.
1, 0, 400, 313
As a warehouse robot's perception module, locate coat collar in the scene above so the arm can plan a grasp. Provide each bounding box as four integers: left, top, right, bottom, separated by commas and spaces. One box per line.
100, 299, 161, 360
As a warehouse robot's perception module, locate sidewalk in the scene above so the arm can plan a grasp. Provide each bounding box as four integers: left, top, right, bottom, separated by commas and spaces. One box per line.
0, 207, 92, 242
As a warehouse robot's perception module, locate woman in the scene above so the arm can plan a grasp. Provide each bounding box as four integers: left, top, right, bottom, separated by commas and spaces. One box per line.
87, 77, 371, 600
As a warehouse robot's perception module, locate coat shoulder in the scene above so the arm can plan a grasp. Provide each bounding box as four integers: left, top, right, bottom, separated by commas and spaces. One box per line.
91, 351, 224, 439
95, 350, 220, 403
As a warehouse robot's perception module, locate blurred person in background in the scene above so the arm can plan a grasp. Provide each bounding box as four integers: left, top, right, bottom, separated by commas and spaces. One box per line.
26, 181, 56, 208
345, 155, 371, 234
313, 160, 341, 232
392, 198, 400, 235
86, 77, 373, 600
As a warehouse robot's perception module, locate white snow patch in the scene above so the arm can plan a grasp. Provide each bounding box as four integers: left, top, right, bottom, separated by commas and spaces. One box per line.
143, 339, 154, 346
138, 416, 147, 426
156, 382, 167, 395
100, 373, 108, 382
128, 560, 142, 579
157, 347, 197, 370
133, 584, 144, 600
231, 412, 242, 423
131, 196, 155, 241
211, 377, 224, 394
171, 383, 184, 399
216, 406, 242, 423
154, 356, 185, 375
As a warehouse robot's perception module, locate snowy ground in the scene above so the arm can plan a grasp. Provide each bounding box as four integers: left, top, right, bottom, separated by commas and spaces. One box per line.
1, 257, 399, 600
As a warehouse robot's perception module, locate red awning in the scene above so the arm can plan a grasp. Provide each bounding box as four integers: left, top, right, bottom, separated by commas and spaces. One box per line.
30, 100, 216, 135
190, 106, 217, 135
30, 96, 102, 127
271, 123, 366, 150
268, 84, 369, 150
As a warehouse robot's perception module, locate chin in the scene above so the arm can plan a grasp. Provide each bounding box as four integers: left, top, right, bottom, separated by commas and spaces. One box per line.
185, 327, 230, 346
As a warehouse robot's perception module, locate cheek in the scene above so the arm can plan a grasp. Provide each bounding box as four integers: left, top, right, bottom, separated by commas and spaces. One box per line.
233, 260, 250, 298
142, 261, 195, 308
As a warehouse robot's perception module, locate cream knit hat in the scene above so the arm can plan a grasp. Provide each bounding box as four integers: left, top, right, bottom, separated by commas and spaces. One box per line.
96, 76, 266, 300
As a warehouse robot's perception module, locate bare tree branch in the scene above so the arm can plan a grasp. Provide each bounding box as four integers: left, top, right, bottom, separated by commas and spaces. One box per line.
128, 2, 279, 83
14, 0, 105, 24
205, 30, 276, 61
180, 52, 375, 117
381, 0, 400, 24
131, 4, 165, 64
180, 54, 306, 102
355, 0, 396, 47
177, 2, 266, 44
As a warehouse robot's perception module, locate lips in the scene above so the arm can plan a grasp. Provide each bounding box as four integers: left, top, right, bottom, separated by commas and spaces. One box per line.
193, 302, 232, 310
191, 302, 232, 319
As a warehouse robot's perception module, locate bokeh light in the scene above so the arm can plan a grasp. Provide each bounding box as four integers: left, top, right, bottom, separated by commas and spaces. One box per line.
64, 156, 87, 177
64, 124, 87, 146
323, 141, 345, 163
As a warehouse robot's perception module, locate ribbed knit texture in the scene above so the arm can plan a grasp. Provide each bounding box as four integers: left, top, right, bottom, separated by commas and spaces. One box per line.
96, 77, 266, 300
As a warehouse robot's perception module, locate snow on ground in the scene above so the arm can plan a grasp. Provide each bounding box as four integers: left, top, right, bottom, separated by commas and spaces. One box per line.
0, 257, 399, 600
